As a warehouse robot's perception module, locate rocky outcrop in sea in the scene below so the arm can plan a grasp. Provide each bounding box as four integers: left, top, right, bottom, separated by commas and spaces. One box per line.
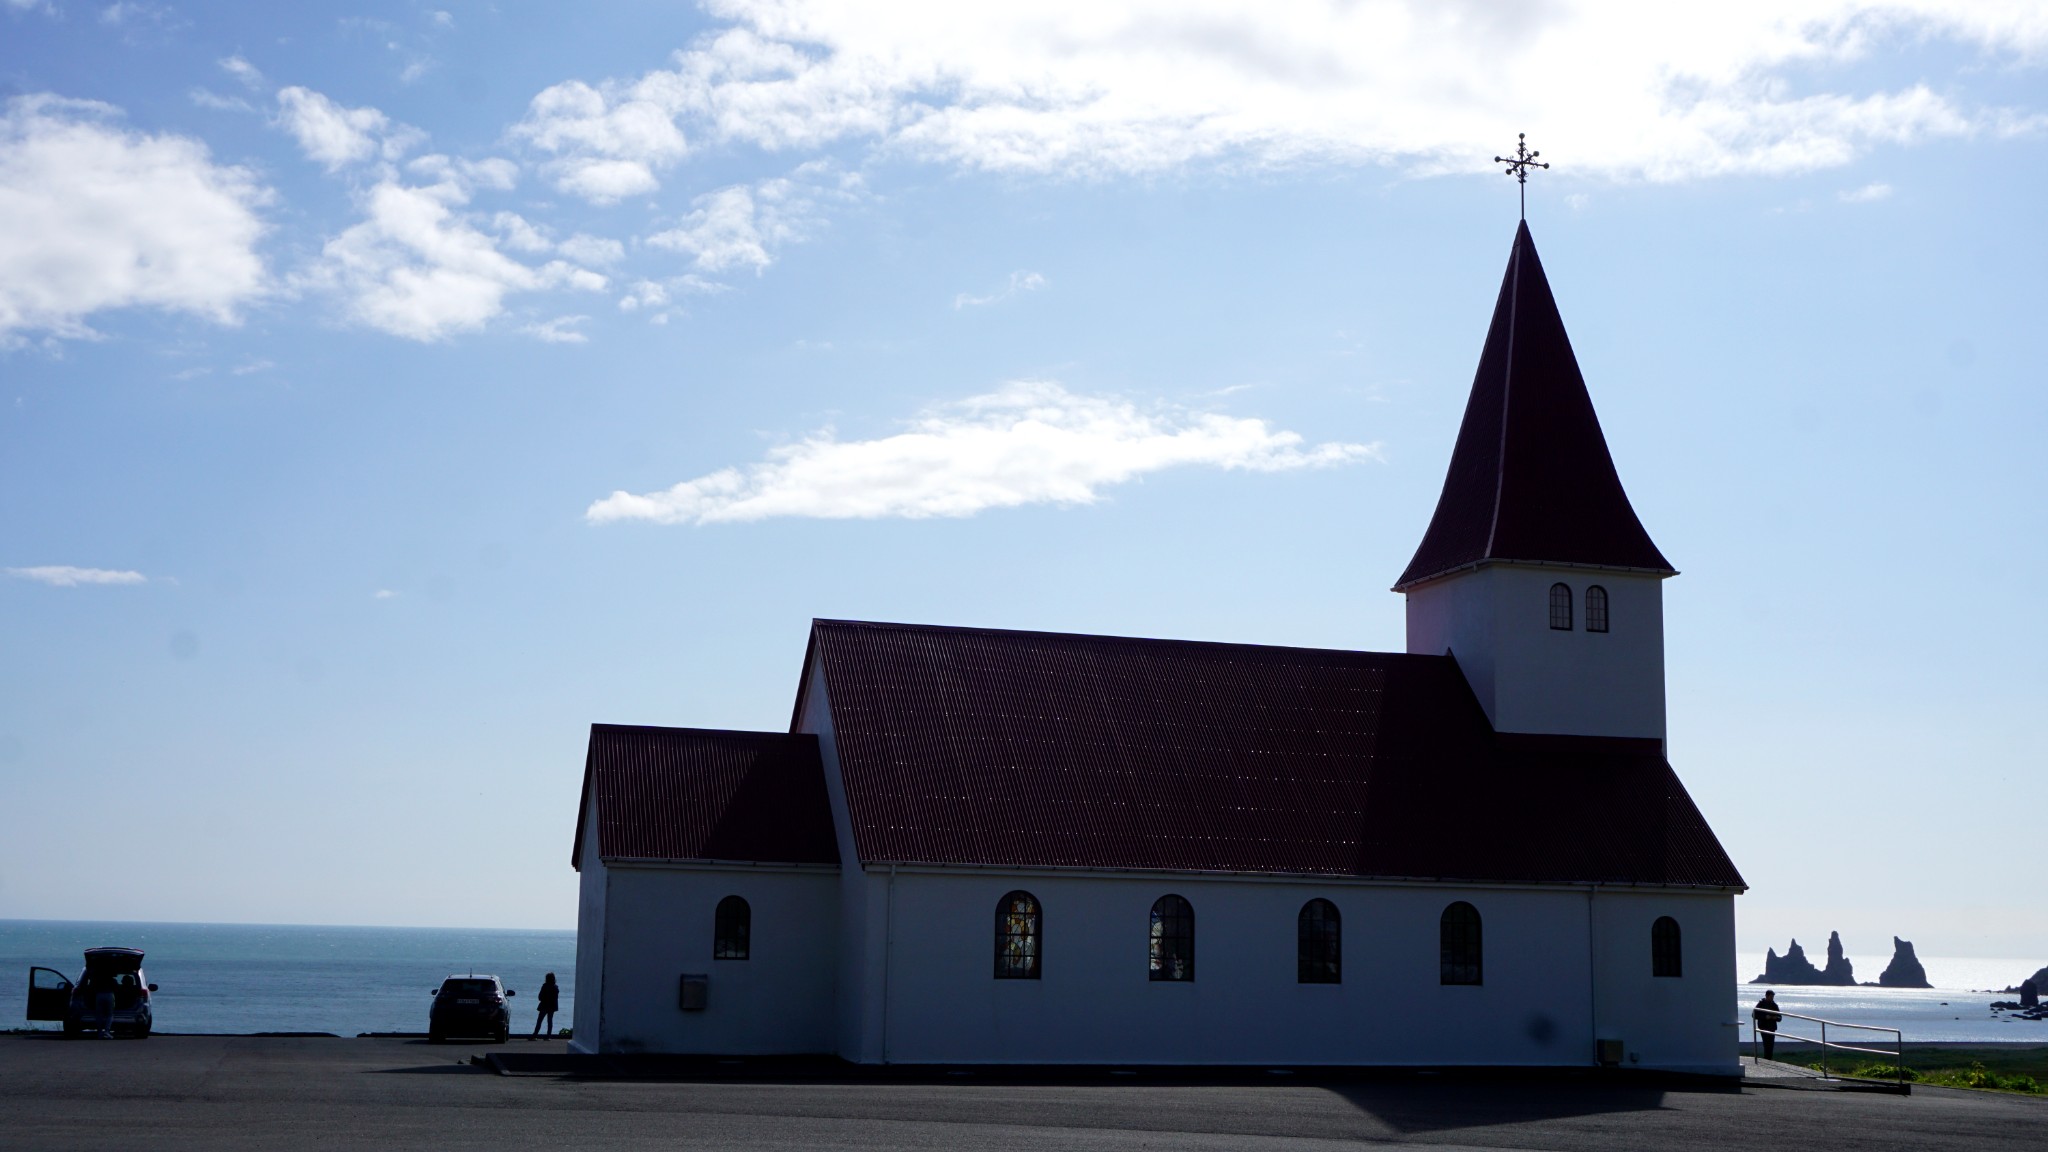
1752, 931, 1857, 985
1877, 936, 1932, 988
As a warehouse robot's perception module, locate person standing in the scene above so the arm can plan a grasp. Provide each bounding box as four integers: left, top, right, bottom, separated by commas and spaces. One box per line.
1752, 990, 1783, 1061
531, 973, 560, 1039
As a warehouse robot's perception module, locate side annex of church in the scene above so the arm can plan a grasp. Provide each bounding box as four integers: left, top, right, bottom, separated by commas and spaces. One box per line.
567, 222, 1746, 1074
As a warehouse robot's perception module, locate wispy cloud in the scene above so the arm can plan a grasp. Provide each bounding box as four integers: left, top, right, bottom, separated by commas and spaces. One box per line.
525, 315, 590, 343
373, 588, 399, 599
219, 55, 266, 91
955, 270, 1046, 310
6, 565, 149, 587
518, 2, 2048, 187
275, 87, 423, 171
587, 379, 1378, 525
1840, 181, 1894, 202
304, 147, 607, 342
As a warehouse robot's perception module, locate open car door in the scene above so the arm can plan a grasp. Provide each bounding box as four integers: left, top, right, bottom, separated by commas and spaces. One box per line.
27, 967, 71, 1022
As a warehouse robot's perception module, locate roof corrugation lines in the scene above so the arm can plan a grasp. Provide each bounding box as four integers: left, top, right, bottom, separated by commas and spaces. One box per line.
573, 724, 838, 868
805, 619, 1743, 889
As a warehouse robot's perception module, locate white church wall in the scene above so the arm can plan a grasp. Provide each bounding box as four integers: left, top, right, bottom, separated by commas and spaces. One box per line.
862, 870, 1623, 1067
593, 863, 839, 1055
796, 659, 889, 1064
1405, 564, 1666, 743
567, 786, 607, 1054
1590, 891, 1739, 1074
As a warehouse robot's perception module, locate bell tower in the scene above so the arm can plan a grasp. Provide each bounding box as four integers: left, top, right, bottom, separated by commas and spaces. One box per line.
1396, 221, 1674, 744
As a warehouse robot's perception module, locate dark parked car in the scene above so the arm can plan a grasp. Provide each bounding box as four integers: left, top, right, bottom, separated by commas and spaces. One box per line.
26, 948, 157, 1037
429, 975, 514, 1042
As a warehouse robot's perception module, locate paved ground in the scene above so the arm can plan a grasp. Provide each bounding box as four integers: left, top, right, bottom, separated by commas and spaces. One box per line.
2, 1034, 2042, 1151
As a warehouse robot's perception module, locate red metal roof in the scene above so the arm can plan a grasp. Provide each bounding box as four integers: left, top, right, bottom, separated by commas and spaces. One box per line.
571, 724, 839, 869
1396, 221, 1674, 590
801, 619, 1742, 889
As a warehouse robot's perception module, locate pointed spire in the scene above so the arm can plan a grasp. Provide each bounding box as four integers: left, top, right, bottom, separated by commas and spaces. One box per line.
1395, 222, 1672, 590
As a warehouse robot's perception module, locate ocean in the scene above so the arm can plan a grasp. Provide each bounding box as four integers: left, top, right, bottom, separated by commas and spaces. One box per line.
5, 922, 2041, 1044
1, 920, 575, 1036
1734, 953, 2048, 1046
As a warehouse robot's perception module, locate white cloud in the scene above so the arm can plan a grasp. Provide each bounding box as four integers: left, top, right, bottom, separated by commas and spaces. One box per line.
231, 358, 275, 374
429, 11, 454, 29
374, 588, 400, 599
408, 153, 519, 190
618, 279, 669, 311
309, 168, 607, 342
645, 173, 836, 273
1839, 181, 1893, 201
275, 87, 422, 171
586, 379, 1378, 525
0, 95, 269, 343
955, 270, 1047, 309
525, 315, 590, 343
189, 88, 256, 113
523, 1, 2048, 186
512, 79, 690, 203
5, 565, 148, 587
220, 55, 266, 90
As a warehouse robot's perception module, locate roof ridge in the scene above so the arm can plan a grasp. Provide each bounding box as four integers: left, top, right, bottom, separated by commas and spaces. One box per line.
811, 617, 1458, 663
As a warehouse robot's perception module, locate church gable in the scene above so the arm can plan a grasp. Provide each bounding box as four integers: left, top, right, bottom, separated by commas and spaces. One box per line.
571, 724, 839, 869
799, 619, 1742, 889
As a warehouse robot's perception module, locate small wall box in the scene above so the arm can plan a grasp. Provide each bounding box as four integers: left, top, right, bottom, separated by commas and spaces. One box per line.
679, 974, 708, 1011
1595, 1039, 1624, 1066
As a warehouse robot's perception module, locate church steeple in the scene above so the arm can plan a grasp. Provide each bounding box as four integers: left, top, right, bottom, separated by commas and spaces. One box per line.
1395, 221, 1671, 591
1399, 220, 1672, 744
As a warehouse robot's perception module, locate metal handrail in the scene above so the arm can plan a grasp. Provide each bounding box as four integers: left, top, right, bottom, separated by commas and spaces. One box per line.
1750, 1009, 1906, 1091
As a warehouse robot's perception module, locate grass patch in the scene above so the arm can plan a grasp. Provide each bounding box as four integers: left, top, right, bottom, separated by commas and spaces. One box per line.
1796, 1047, 2048, 1095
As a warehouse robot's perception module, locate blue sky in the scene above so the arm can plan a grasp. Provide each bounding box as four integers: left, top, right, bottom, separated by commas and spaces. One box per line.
2, 2, 2044, 968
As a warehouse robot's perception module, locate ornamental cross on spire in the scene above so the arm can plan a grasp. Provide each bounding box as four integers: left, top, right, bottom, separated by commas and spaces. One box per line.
1494, 133, 1550, 219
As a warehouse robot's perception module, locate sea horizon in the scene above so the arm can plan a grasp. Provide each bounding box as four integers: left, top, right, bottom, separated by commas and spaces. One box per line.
2, 919, 576, 1037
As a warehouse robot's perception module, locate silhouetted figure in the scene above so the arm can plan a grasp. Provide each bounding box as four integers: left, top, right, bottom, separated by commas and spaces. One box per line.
532, 973, 559, 1039
91, 974, 117, 1039
1752, 990, 1783, 1060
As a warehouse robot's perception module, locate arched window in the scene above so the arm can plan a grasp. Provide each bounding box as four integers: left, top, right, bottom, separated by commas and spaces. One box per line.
994, 891, 1042, 979
1149, 895, 1194, 982
1298, 899, 1341, 984
1440, 901, 1482, 985
1585, 585, 1610, 633
713, 895, 750, 960
1549, 583, 1574, 630
1652, 916, 1682, 978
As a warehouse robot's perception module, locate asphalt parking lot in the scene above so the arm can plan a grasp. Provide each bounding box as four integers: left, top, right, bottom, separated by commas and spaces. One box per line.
1, 1034, 2042, 1151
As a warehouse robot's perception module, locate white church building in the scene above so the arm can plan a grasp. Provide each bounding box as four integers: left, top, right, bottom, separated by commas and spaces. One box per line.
568, 222, 1746, 1073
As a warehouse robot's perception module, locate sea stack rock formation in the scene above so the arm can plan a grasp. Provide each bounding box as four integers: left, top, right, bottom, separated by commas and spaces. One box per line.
1753, 933, 1859, 985
1878, 936, 1933, 988
1755, 939, 1825, 983
1822, 931, 1856, 985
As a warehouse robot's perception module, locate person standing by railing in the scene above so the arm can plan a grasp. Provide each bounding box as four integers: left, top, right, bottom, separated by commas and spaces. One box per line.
1752, 990, 1783, 1060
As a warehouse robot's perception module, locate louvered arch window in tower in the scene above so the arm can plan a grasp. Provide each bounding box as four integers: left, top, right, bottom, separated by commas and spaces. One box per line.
1549, 583, 1574, 630
1149, 895, 1195, 982
994, 890, 1042, 979
1586, 585, 1610, 633
714, 895, 751, 960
